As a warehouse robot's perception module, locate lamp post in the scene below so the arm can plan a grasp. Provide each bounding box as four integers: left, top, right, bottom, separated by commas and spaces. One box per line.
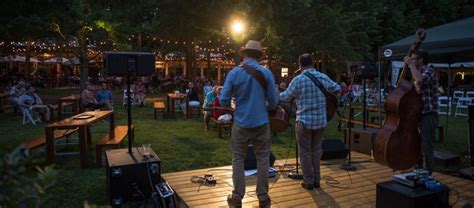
229, 19, 246, 64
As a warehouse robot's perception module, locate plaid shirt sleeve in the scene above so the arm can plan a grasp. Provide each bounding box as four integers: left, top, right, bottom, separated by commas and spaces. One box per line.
279, 76, 299, 102
319, 73, 341, 93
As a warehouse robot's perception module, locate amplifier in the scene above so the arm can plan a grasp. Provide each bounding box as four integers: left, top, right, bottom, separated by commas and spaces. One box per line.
345, 127, 377, 156
321, 139, 349, 160
376, 180, 450, 208
106, 147, 161, 206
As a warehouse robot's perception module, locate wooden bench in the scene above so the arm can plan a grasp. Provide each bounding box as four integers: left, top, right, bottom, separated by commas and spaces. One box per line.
21, 128, 78, 154
154, 101, 165, 119
211, 117, 232, 138
0, 104, 18, 113
96, 125, 133, 167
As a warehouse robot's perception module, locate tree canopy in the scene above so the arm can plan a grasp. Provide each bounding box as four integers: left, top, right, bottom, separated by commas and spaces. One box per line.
1, 0, 474, 74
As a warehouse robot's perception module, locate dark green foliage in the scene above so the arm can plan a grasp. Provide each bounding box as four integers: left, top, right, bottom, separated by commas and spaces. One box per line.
0, 147, 57, 207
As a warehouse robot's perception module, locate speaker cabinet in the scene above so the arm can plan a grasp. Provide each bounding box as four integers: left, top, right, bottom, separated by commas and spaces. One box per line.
376, 181, 450, 208
244, 145, 276, 170
321, 139, 349, 160
106, 148, 161, 206
345, 127, 377, 156
104, 52, 155, 76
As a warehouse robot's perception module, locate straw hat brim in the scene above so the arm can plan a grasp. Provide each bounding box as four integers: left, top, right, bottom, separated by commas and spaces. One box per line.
238, 48, 263, 57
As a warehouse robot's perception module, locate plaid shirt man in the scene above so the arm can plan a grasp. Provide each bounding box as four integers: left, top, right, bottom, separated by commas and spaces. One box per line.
418, 65, 438, 114
280, 68, 340, 129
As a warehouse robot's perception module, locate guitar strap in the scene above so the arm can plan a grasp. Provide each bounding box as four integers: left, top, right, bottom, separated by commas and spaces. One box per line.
303, 72, 330, 96
304, 71, 341, 119
241, 64, 267, 91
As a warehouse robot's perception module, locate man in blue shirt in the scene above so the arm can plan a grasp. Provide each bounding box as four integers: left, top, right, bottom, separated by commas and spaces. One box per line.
96, 83, 113, 110
220, 40, 278, 208
280, 54, 340, 190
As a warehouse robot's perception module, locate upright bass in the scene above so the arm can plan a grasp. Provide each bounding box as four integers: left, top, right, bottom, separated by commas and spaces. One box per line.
373, 29, 426, 170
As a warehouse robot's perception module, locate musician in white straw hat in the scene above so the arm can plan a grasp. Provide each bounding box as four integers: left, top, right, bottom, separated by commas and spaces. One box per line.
220, 40, 278, 208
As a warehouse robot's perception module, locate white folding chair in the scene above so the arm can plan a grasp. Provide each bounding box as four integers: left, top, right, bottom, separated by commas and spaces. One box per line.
453, 91, 464, 104
466, 91, 474, 103
454, 97, 471, 117
437, 96, 452, 116
20, 106, 41, 125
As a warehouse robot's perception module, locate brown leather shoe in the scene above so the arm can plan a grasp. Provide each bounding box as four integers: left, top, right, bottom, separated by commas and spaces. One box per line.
301, 181, 314, 190
259, 197, 271, 208
227, 194, 242, 208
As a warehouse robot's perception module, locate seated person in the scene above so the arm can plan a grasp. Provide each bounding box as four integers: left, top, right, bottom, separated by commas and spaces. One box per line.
134, 81, 146, 107
96, 83, 113, 110
82, 82, 105, 110
278, 82, 287, 92
212, 87, 224, 120
203, 86, 219, 130
180, 82, 200, 115
187, 82, 200, 107
203, 81, 213, 95
212, 87, 232, 121
18, 85, 51, 122
9, 80, 26, 105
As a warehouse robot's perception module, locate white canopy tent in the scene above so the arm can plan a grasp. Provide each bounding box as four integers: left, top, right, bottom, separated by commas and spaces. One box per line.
390, 61, 474, 87
44, 57, 69, 64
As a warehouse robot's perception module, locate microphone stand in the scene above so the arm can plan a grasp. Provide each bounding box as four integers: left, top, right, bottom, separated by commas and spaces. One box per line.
286, 99, 303, 180
339, 71, 357, 171
126, 56, 136, 154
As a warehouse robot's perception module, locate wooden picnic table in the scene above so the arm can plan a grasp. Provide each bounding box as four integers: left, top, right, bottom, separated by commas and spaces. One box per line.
0, 93, 16, 113
213, 106, 235, 114
46, 110, 115, 168
166, 93, 189, 118
57, 94, 81, 119
0, 93, 9, 107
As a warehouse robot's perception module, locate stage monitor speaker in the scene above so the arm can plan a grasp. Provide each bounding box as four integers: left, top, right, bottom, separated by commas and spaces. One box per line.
106, 148, 161, 206
104, 52, 155, 76
321, 139, 349, 160
376, 181, 450, 208
469, 105, 474, 167
345, 127, 377, 156
244, 145, 276, 170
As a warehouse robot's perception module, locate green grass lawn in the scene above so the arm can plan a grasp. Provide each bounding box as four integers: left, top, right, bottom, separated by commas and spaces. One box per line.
0, 88, 470, 207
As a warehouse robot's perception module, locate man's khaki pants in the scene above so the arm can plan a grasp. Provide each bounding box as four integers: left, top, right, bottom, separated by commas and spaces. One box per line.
230, 124, 271, 201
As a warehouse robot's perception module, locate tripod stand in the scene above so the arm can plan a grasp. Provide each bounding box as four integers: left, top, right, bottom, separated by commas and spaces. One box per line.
339, 71, 357, 171
125, 57, 136, 154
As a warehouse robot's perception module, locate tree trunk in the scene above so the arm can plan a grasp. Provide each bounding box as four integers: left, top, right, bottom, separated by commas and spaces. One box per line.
137, 33, 142, 50
206, 51, 211, 78
185, 46, 194, 79
25, 41, 32, 79
79, 37, 89, 93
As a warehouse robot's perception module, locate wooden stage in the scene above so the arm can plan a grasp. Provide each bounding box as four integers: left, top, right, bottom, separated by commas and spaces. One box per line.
162, 152, 474, 207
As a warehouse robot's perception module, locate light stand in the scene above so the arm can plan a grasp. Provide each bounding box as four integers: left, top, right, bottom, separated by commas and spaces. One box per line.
339, 71, 357, 171
126, 56, 136, 154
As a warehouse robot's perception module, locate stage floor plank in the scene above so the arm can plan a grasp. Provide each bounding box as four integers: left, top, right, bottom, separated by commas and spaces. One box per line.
162, 152, 474, 207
